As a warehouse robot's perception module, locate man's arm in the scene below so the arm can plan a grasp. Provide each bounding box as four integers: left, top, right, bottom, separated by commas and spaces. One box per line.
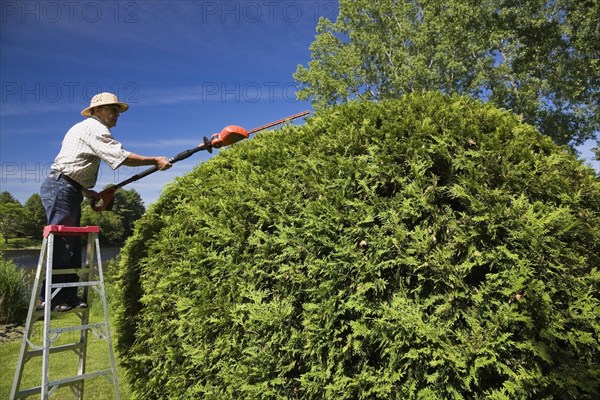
122, 153, 172, 170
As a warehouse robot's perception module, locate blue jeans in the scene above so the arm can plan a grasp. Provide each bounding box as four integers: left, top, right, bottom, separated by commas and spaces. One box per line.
39, 173, 84, 304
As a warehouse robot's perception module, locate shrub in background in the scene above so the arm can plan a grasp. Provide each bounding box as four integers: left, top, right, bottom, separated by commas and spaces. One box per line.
0, 257, 29, 324
115, 93, 600, 399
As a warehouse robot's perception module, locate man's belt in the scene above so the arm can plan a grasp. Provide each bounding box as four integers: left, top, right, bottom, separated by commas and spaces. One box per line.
49, 171, 83, 191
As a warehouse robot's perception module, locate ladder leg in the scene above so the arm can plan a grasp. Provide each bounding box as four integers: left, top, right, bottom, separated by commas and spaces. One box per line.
73, 232, 95, 399
42, 233, 56, 398
95, 234, 121, 399
10, 237, 48, 400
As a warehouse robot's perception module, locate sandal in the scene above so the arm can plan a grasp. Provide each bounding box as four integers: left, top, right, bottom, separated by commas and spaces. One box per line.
75, 300, 88, 308
53, 303, 72, 312
68, 298, 88, 308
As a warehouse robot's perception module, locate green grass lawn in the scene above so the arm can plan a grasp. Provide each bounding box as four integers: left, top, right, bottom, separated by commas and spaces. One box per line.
1, 307, 131, 399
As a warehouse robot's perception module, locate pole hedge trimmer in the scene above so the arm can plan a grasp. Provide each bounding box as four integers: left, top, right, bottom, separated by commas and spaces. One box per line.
91, 110, 310, 212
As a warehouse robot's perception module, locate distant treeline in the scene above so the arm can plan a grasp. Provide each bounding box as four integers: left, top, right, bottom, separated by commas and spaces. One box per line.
0, 188, 145, 246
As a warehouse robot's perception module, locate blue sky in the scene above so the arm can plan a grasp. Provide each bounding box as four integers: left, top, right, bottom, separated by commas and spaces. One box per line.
1, 1, 598, 207
1, 0, 338, 205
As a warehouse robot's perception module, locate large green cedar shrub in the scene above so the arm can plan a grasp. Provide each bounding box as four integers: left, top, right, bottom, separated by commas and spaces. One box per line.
115, 93, 600, 399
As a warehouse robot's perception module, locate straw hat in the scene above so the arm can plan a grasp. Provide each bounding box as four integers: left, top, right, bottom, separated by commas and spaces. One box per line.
81, 92, 129, 117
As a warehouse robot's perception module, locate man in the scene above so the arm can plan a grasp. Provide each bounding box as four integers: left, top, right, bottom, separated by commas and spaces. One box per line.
39, 92, 171, 311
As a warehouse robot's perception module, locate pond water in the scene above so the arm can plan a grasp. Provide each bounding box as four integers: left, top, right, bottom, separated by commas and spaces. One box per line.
2, 247, 121, 271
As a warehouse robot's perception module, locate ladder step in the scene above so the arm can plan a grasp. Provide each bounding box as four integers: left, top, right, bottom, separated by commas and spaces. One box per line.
49, 268, 93, 275
13, 369, 114, 399
50, 280, 101, 288
24, 342, 85, 360
32, 307, 88, 316
43, 224, 100, 237
49, 322, 108, 335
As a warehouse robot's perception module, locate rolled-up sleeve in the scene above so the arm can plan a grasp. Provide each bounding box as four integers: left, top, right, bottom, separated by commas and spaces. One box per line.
88, 131, 131, 169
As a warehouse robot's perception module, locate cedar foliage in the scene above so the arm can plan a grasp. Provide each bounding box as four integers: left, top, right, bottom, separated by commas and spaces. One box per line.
115, 93, 600, 399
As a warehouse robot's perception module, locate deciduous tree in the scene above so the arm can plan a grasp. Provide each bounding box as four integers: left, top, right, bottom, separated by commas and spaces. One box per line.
80, 188, 145, 245
295, 0, 600, 149
0, 191, 24, 242
81, 205, 125, 245
23, 193, 46, 240
113, 189, 145, 238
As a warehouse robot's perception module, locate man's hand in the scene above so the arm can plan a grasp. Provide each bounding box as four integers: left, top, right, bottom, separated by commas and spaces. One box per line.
82, 189, 99, 199
155, 157, 172, 170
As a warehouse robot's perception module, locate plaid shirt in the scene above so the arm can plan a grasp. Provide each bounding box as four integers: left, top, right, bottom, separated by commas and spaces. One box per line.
51, 116, 130, 188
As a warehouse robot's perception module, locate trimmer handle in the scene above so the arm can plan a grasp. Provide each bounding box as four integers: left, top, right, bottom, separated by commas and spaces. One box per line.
91, 186, 118, 212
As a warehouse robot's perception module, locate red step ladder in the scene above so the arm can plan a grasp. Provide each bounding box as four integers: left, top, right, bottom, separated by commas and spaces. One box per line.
10, 225, 119, 399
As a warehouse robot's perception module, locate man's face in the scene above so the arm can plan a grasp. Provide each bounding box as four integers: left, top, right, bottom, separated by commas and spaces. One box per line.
94, 105, 122, 128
